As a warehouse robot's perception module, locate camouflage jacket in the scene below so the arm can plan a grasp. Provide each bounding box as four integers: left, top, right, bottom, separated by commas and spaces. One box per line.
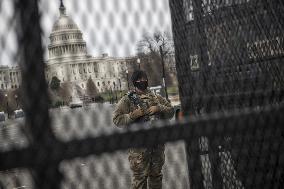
112, 90, 174, 128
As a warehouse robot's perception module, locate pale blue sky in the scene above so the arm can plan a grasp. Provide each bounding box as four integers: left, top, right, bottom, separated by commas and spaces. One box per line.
0, 0, 172, 65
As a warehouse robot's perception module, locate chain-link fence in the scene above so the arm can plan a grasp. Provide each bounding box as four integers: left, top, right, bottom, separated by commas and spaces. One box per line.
171, 0, 284, 188
0, 0, 284, 188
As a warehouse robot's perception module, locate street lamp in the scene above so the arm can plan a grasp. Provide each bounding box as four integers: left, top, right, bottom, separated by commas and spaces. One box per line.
115, 86, 118, 103
108, 88, 112, 104
159, 45, 169, 101
5, 94, 8, 118
110, 87, 114, 104
15, 94, 18, 108
119, 79, 122, 99
126, 69, 130, 90
137, 58, 141, 70
113, 83, 118, 103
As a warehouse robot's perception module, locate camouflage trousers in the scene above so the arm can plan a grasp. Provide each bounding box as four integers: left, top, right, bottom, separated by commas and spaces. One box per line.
128, 145, 165, 189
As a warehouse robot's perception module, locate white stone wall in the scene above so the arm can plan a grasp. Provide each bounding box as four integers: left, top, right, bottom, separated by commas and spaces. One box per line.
0, 66, 21, 90
45, 57, 129, 94
0, 58, 128, 93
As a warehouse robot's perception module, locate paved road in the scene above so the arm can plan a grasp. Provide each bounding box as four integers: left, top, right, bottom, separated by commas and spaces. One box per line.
0, 103, 190, 189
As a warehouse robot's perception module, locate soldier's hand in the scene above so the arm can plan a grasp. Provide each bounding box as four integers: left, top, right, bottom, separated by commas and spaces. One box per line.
147, 106, 160, 115
129, 108, 144, 120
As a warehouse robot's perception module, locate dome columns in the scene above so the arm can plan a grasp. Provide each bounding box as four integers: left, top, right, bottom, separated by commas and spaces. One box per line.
48, 43, 87, 58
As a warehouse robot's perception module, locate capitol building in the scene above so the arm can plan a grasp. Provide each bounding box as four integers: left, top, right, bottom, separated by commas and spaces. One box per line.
1, 2, 130, 93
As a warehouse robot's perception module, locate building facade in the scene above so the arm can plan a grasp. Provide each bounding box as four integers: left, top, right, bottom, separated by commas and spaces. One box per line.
0, 66, 21, 90
1, 2, 129, 94
45, 3, 129, 93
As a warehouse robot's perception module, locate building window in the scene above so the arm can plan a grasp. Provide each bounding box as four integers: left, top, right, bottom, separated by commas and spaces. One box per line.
97, 82, 100, 87
102, 81, 105, 86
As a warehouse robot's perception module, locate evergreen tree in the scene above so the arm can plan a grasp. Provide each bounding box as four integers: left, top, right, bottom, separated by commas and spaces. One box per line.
50, 76, 61, 91
86, 77, 98, 97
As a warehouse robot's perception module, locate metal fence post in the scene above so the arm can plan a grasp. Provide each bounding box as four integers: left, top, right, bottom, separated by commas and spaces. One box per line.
15, 0, 62, 188
169, 0, 205, 188
191, 0, 223, 188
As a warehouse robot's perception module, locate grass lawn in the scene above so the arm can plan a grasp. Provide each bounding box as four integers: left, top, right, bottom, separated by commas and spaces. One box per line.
99, 90, 127, 102
167, 86, 179, 96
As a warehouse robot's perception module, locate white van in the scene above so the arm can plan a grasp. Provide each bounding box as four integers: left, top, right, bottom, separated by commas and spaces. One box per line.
14, 109, 25, 119
69, 97, 83, 108
0, 112, 5, 122
150, 85, 162, 95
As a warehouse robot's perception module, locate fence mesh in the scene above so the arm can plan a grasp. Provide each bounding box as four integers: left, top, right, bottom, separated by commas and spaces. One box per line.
0, 0, 284, 189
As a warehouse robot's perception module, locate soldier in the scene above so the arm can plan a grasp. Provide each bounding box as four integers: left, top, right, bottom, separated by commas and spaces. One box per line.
113, 70, 174, 189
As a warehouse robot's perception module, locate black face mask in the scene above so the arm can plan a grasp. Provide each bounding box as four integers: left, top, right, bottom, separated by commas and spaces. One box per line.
134, 81, 148, 90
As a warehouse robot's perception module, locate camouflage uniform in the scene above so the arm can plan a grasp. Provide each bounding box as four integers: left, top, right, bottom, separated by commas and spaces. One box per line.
113, 90, 174, 189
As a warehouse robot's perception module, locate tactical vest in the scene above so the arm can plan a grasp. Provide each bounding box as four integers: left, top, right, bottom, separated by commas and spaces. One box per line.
127, 90, 160, 123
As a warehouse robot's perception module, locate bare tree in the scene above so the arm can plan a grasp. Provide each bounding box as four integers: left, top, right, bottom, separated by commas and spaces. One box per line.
137, 31, 173, 56
58, 82, 71, 103
0, 90, 5, 111
0, 89, 22, 113
136, 31, 175, 87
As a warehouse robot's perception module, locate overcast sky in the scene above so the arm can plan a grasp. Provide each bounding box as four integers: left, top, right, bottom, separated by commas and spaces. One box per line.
0, 0, 172, 66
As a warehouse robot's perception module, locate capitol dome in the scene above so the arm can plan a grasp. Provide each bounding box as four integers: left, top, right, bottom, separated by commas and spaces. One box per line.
52, 14, 79, 32
48, 1, 88, 61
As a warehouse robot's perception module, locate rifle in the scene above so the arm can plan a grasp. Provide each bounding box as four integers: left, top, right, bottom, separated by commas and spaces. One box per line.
127, 91, 155, 122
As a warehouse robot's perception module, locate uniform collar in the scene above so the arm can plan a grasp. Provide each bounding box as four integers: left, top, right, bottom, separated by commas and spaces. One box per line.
134, 88, 151, 95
